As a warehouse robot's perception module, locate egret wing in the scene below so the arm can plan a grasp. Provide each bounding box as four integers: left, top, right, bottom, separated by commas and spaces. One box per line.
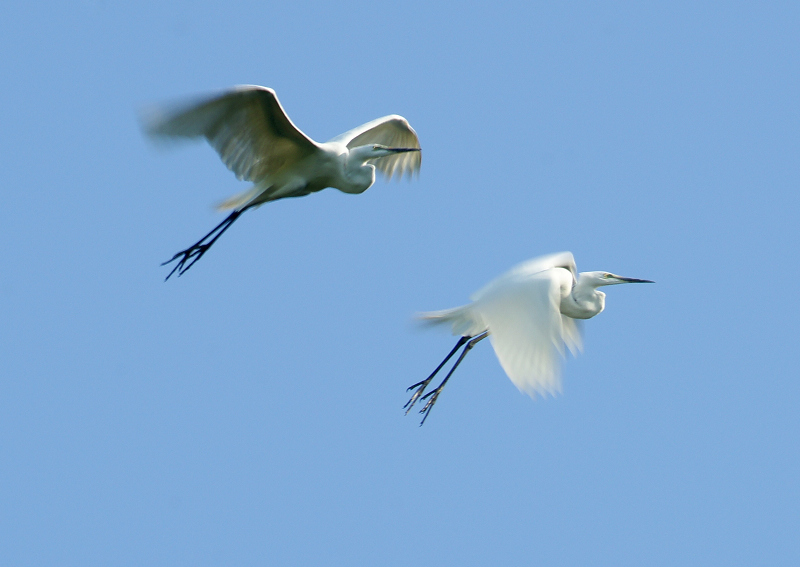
471, 252, 577, 301
471, 269, 574, 398
144, 85, 320, 183
560, 316, 583, 357
507, 251, 582, 355
328, 115, 421, 179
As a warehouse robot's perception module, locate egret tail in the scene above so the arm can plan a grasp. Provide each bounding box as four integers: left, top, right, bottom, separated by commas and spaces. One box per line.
418, 305, 487, 338
216, 186, 264, 211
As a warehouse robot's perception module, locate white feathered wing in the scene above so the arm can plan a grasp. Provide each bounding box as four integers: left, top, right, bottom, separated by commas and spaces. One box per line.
326, 115, 421, 180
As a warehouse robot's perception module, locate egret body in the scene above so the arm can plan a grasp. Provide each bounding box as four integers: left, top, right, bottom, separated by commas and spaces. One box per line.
143, 85, 421, 279
405, 252, 653, 424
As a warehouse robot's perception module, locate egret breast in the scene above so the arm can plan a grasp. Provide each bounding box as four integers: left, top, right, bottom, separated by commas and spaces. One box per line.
560, 291, 605, 320
336, 164, 375, 194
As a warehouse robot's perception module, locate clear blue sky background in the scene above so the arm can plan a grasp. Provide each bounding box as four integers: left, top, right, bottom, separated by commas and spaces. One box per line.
2, 1, 799, 565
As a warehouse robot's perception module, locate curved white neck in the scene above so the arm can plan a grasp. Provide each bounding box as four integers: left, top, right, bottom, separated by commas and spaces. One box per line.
337, 146, 376, 194
561, 274, 606, 319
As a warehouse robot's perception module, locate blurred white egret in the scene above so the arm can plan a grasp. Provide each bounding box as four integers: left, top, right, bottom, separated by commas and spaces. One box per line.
405, 252, 653, 424
143, 85, 421, 280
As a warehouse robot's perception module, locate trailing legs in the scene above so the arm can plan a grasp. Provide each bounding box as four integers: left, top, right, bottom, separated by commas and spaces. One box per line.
405, 331, 489, 425
162, 205, 253, 280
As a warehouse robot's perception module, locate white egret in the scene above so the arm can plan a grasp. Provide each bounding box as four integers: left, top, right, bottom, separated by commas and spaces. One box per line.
405, 252, 653, 424
143, 85, 421, 280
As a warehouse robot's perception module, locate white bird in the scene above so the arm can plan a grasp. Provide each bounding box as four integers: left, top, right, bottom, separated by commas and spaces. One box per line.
405, 252, 653, 424
143, 85, 421, 280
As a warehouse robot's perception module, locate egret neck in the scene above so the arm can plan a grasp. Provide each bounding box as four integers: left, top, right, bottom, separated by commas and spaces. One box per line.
341, 144, 420, 194
561, 272, 607, 320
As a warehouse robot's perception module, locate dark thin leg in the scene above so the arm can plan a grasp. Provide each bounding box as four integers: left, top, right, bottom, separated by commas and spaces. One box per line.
162, 205, 252, 280
404, 336, 468, 414
417, 331, 489, 426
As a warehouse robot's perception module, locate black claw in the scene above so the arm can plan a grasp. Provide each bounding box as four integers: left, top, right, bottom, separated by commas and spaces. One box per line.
164, 262, 181, 281
162, 245, 207, 280
162, 208, 248, 281
419, 391, 441, 425
418, 385, 444, 425
404, 379, 431, 414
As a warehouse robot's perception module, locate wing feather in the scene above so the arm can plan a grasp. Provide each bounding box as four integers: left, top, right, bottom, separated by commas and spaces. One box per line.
143, 85, 320, 183
471, 252, 577, 301
470, 271, 571, 397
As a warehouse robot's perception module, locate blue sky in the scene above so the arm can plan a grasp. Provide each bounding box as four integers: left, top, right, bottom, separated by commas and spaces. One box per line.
2, 1, 799, 565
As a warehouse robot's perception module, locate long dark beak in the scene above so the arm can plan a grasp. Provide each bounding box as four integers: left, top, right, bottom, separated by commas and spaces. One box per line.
387, 147, 421, 153
618, 276, 655, 283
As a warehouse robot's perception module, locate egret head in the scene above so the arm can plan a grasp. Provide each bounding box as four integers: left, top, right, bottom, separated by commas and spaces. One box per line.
581, 271, 655, 287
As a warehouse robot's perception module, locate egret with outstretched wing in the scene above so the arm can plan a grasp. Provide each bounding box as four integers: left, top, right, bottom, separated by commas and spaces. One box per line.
143, 85, 421, 279
405, 252, 653, 424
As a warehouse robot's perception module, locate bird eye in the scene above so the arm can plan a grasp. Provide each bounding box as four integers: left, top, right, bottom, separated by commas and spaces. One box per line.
603, 273, 612, 278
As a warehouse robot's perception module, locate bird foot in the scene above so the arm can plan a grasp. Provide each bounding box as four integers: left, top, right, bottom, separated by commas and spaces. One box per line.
404, 379, 431, 414
418, 387, 443, 425
162, 243, 211, 280
161, 208, 245, 281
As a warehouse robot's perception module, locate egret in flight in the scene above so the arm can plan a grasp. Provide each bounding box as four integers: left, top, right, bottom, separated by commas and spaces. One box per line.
143, 85, 421, 280
405, 252, 653, 425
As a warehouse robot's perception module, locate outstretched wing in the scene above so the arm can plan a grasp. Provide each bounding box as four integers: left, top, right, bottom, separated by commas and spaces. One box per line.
328, 115, 421, 180
472, 252, 578, 301
471, 267, 579, 398
143, 85, 320, 183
